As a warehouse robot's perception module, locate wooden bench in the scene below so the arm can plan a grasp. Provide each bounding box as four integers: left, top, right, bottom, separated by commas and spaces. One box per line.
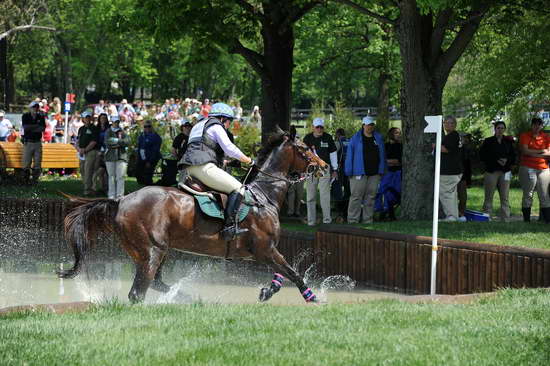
0, 142, 79, 169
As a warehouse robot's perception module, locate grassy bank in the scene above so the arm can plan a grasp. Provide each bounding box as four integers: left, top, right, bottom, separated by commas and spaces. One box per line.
1, 288, 549, 365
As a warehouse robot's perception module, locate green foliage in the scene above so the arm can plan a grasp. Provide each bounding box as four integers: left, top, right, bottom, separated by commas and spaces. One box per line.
327, 100, 361, 138
234, 124, 261, 159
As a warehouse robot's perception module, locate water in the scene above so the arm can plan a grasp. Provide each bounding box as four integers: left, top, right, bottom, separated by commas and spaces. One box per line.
0, 256, 398, 308
0, 227, 399, 308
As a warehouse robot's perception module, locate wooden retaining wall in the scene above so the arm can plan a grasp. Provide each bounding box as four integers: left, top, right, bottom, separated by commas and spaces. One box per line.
1, 198, 550, 295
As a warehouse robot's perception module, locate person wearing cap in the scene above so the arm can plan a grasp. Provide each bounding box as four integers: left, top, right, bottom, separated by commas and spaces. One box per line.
438, 115, 463, 222
479, 121, 516, 221
518, 117, 550, 222
21, 101, 46, 183
77, 111, 100, 196
344, 116, 387, 224
172, 119, 193, 161
180, 102, 254, 240
104, 118, 129, 199
0, 111, 13, 142
136, 121, 162, 186
303, 117, 338, 226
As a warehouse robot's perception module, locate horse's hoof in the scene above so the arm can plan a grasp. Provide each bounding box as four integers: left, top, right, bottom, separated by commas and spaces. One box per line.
259, 288, 272, 302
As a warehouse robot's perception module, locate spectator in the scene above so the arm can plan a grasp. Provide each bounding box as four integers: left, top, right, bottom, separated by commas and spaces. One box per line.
50, 97, 62, 118
0, 111, 13, 141
518, 117, 550, 222
92, 113, 110, 195
439, 115, 463, 222
333, 128, 350, 221
479, 121, 516, 221
94, 100, 107, 116
286, 125, 305, 218
43, 117, 54, 143
21, 102, 46, 184
304, 118, 338, 226
136, 121, 162, 185
68, 113, 83, 145
172, 119, 192, 161
376, 127, 402, 221
457, 132, 474, 219
54, 117, 65, 143
250, 105, 262, 129
200, 99, 211, 117
7, 128, 18, 142
104, 119, 129, 199
77, 111, 100, 196
232, 100, 243, 121
345, 116, 387, 224
40, 99, 49, 114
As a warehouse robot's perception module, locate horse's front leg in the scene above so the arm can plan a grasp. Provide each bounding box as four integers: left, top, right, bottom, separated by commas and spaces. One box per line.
259, 249, 318, 303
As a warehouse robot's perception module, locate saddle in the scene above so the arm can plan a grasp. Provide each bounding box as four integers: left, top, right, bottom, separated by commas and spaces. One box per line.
178, 176, 251, 223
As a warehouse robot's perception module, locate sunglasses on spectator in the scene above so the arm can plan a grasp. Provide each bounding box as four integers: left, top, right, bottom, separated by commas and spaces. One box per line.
144, 125, 152, 128
315, 126, 324, 129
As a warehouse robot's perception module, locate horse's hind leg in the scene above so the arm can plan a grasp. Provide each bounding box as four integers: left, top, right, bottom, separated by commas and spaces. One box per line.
259, 249, 318, 303
127, 244, 167, 304
151, 257, 171, 293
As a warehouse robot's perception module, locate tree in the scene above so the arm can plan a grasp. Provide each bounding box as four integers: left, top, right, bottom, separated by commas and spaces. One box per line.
138, 0, 319, 140
333, 0, 540, 219
0, 0, 56, 108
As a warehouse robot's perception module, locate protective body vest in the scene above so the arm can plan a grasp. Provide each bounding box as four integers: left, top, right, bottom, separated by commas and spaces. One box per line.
180, 117, 225, 167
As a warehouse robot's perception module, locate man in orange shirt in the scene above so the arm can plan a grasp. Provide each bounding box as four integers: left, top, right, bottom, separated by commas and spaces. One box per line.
518, 118, 550, 222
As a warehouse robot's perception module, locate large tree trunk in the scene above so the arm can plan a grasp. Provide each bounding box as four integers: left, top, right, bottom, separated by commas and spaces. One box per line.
376, 72, 391, 134
397, 2, 444, 220
260, 23, 293, 142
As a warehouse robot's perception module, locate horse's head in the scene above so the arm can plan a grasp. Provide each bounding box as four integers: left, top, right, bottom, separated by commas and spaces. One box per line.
286, 135, 328, 178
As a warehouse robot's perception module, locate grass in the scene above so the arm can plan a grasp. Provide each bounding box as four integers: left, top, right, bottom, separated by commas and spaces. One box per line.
1, 288, 549, 365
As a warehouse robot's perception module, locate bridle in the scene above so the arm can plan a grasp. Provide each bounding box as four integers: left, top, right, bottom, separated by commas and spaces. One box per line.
243, 141, 325, 186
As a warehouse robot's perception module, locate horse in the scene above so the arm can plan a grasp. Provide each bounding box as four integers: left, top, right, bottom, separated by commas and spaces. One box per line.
58, 130, 328, 304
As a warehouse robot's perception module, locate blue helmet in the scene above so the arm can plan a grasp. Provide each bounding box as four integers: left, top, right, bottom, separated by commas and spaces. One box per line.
209, 103, 234, 120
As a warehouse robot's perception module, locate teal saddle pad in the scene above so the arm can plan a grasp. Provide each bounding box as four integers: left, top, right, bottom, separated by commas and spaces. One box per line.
194, 191, 253, 222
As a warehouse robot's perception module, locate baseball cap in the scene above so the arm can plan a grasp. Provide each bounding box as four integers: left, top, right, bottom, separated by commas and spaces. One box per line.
313, 118, 324, 127
81, 111, 92, 118
362, 116, 376, 125
181, 118, 192, 126
29, 101, 39, 108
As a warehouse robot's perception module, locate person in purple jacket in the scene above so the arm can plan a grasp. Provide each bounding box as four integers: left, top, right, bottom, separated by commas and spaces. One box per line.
180, 102, 254, 241
344, 116, 387, 224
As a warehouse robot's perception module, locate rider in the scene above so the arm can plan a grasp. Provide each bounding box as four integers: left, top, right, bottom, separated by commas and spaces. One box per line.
179, 102, 254, 240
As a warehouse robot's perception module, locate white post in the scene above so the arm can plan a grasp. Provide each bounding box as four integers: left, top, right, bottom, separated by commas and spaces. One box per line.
64, 111, 69, 144
424, 115, 443, 295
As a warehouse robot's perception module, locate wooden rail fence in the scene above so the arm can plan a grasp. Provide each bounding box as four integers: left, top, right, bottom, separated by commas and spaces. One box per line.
1, 198, 550, 295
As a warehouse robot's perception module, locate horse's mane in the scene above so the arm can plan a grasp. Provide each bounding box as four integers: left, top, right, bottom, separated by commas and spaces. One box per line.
255, 131, 289, 168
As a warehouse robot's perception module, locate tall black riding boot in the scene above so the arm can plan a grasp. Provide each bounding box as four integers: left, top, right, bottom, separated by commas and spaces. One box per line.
220, 191, 249, 241
522, 207, 531, 222
541, 207, 550, 224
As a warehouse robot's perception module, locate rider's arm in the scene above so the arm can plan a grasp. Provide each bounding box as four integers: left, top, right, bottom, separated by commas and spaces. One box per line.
208, 124, 252, 164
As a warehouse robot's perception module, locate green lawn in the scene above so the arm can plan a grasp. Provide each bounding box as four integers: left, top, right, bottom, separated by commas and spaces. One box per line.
1, 288, 549, 365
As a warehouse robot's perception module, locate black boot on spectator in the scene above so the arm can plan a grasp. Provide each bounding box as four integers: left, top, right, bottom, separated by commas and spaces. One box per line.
522, 207, 531, 222
541, 207, 550, 224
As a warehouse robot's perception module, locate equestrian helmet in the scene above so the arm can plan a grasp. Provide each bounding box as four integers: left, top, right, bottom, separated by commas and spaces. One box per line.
209, 103, 234, 120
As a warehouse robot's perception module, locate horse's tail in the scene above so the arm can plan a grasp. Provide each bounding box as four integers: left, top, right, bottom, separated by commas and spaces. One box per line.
57, 198, 120, 279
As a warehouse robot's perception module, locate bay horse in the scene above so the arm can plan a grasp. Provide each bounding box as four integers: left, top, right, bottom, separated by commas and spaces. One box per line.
58, 130, 328, 304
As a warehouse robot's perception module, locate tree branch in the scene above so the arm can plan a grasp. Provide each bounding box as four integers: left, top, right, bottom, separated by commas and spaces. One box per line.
331, 0, 397, 25
429, 8, 453, 62
283, 0, 320, 28
229, 39, 265, 75
0, 24, 56, 41
434, 4, 490, 81
234, 0, 266, 22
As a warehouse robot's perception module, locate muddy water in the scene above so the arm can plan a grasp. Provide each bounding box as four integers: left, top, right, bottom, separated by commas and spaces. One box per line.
0, 258, 399, 308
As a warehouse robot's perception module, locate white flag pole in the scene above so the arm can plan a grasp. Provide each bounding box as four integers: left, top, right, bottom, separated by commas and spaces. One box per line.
424, 115, 443, 295
64, 111, 69, 144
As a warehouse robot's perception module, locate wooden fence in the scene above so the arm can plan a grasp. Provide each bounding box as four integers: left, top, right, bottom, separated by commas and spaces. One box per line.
1, 198, 550, 295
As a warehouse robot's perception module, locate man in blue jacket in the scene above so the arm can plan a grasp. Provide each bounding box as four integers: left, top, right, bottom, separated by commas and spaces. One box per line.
136, 122, 162, 185
344, 116, 387, 224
